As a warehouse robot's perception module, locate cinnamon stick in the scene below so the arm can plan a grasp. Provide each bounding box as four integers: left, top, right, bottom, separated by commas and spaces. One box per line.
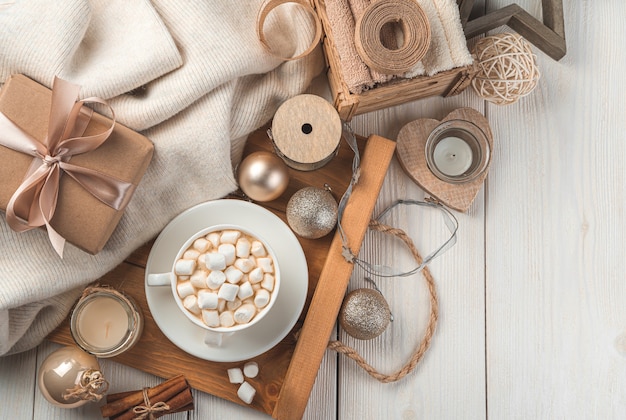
112, 388, 194, 420
105, 390, 136, 403
100, 374, 186, 418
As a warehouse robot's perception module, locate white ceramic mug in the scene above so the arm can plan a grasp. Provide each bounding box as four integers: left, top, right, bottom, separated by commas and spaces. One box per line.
147, 224, 280, 347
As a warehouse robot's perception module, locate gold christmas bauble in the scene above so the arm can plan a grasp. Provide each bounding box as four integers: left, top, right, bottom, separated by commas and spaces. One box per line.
37, 345, 105, 408
237, 151, 290, 202
286, 186, 338, 239
339, 288, 391, 340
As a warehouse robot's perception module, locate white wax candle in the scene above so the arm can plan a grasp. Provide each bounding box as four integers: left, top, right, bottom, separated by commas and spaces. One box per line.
76, 296, 129, 349
432, 136, 473, 177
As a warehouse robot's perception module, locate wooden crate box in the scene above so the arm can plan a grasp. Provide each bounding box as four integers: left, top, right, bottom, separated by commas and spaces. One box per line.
313, 0, 476, 120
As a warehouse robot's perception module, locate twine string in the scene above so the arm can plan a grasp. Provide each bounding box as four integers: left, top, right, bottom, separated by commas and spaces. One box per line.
328, 219, 439, 383
336, 124, 457, 276
357, 199, 458, 277
132, 387, 170, 420
62, 369, 109, 402
471, 32, 540, 105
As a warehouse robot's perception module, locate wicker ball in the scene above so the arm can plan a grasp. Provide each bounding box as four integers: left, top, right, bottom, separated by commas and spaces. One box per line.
471, 33, 540, 105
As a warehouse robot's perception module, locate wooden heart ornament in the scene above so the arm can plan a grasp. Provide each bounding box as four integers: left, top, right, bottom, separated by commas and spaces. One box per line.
396, 108, 493, 212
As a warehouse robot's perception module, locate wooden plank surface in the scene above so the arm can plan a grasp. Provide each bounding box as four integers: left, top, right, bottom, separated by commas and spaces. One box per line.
2, 1, 626, 419
484, 0, 626, 418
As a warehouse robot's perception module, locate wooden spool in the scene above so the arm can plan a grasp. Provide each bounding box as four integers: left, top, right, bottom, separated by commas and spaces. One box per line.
271, 94, 342, 171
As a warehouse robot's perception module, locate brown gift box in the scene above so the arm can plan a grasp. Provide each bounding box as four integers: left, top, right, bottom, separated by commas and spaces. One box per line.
0, 74, 154, 254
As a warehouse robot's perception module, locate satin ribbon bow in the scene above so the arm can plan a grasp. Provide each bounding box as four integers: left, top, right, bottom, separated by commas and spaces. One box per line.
0, 77, 135, 257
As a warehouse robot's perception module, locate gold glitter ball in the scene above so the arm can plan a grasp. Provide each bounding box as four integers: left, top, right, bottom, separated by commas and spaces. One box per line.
339, 288, 391, 340
286, 186, 338, 239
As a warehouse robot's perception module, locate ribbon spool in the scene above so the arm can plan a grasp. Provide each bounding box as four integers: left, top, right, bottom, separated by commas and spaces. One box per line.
354, 0, 432, 75
257, 0, 323, 61
270, 94, 342, 171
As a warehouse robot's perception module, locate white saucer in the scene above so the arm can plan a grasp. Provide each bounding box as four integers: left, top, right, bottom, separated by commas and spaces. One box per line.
144, 199, 308, 362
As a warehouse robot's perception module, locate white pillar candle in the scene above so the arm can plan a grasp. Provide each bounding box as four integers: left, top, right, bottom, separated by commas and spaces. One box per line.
432, 136, 473, 177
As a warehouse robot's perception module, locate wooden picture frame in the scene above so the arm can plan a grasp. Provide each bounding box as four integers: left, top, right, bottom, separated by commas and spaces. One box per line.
457, 0, 566, 61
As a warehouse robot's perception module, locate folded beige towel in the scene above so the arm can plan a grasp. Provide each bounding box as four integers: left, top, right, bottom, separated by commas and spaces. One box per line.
405, 0, 474, 78
324, 0, 375, 93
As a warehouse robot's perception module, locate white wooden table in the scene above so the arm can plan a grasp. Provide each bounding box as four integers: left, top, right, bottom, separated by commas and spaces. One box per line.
2, 1, 626, 419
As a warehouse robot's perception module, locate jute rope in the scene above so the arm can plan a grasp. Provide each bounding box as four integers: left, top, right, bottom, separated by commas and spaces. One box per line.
62, 369, 109, 402
471, 32, 540, 105
328, 218, 439, 383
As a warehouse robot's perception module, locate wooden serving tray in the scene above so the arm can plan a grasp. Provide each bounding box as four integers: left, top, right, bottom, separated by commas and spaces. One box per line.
47, 125, 396, 419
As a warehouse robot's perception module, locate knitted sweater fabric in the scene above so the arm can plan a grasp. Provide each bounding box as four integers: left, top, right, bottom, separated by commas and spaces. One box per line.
0, 0, 324, 355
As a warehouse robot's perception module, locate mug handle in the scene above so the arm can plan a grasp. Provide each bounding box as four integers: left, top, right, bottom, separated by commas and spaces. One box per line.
147, 272, 175, 286
204, 330, 235, 347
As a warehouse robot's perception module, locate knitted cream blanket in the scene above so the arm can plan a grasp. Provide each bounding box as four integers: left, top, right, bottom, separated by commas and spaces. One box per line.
0, 0, 324, 355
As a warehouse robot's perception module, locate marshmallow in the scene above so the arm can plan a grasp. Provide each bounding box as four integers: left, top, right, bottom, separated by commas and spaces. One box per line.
197, 290, 218, 309
225, 266, 244, 284
250, 240, 267, 257
217, 299, 226, 312
207, 232, 221, 248
220, 230, 241, 244
202, 310, 220, 327
206, 270, 226, 289
243, 362, 259, 378
176, 281, 195, 299
256, 257, 273, 273
234, 304, 256, 324
218, 243, 236, 265
183, 295, 201, 315
206, 253, 226, 271
237, 381, 256, 404
227, 368, 244, 384
218, 283, 239, 301
220, 311, 235, 327
227, 298, 242, 311
196, 254, 207, 270
183, 249, 200, 260
234, 258, 255, 273
238, 281, 254, 300
236, 237, 251, 258
193, 237, 210, 252
248, 267, 264, 284
190, 270, 208, 289
254, 289, 270, 309
261, 274, 275, 292
175, 259, 196, 276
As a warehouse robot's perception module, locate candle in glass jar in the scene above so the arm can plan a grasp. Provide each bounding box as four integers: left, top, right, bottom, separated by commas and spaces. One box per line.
76, 295, 129, 349
431, 136, 473, 177
71, 289, 143, 358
